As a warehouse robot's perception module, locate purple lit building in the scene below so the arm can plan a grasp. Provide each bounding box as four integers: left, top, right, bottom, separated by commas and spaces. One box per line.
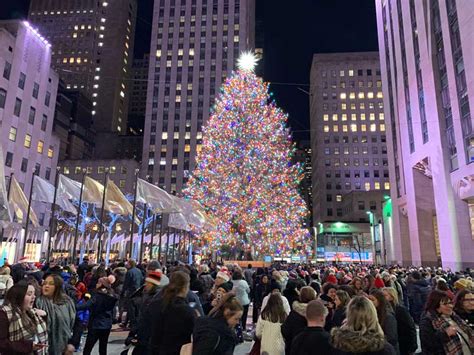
375, 0, 474, 268
142, 0, 255, 194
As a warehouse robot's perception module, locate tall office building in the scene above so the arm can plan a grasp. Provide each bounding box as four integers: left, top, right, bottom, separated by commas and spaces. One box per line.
375, 0, 474, 268
127, 54, 150, 136
142, 0, 255, 195
28, 0, 137, 135
294, 140, 313, 227
0, 20, 60, 232
310, 52, 390, 226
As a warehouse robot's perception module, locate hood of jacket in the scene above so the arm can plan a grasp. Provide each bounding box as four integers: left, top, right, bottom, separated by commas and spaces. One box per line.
330, 328, 386, 353
292, 301, 308, 317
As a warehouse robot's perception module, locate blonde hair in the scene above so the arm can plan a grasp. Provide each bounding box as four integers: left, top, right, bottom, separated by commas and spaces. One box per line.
382, 287, 399, 306
343, 296, 383, 335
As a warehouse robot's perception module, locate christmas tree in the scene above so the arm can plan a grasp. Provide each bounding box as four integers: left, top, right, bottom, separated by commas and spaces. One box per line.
184, 53, 309, 256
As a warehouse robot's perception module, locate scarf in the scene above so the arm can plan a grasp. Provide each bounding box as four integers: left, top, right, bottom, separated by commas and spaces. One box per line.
431, 312, 474, 355
1, 304, 48, 355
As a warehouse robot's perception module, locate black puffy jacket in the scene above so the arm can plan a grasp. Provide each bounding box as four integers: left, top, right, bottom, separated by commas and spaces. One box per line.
77, 288, 118, 330
192, 316, 237, 355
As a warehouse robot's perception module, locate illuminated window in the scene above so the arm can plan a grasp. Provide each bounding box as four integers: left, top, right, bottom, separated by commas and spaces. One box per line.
341, 114, 347, 121
340, 93, 346, 99
8, 127, 17, 141
233, 35, 239, 42
375, 182, 381, 190
361, 124, 367, 132
332, 114, 338, 121
367, 92, 374, 98
323, 114, 329, 121
166, 60, 172, 67
349, 70, 354, 76
370, 113, 375, 121
63, 166, 70, 174
156, 50, 161, 57
358, 92, 365, 99
162, 132, 168, 139
384, 182, 390, 190
360, 103, 365, 109
47, 146, 54, 158
333, 125, 339, 133
336, 194, 342, 202
361, 113, 366, 121
341, 103, 347, 110
101, 18, 106, 23
196, 132, 203, 139
342, 125, 348, 132
94, 76, 100, 80
69, 57, 74, 63
351, 114, 357, 121
63, 58, 67, 63
350, 124, 358, 132
98, 42, 103, 47
72, 33, 77, 38
370, 123, 377, 132
74, 25, 78, 30
349, 92, 355, 99
365, 182, 371, 191
109, 166, 116, 174
323, 125, 329, 132
377, 91, 383, 98
380, 124, 386, 132
36, 141, 44, 154
379, 113, 385, 120
184, 145, 191, 152
120, 91, 125, 98
339, 70, 345, 77
24, 134, 31, 148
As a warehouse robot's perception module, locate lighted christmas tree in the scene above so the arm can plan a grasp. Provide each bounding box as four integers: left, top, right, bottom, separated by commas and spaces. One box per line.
184, 52, 309, 256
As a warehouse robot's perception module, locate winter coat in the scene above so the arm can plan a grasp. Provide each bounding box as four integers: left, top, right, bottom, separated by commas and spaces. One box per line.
0, 275, 14, 298
232, 279, 250, 306
112, 266, 127, 296
381, 309, 399, 352
262, 293, 291, 315
283, 287, 299, 312
244, 268, 254, 287
76, 288, 117, 330
393, 304, 417, 355
147, 296, 196, 355
281, 301, 308, 355
255, 282, 271, 308
455, 309, 474, 330
198, 273, 214, 304
122, 267, 144, 297
330, 327, 396, 355
406, 279, 431, 324
290, 326, 331, 355
328, 307, 346, 329
256, 315, 285, 355
10, 264, 27, 284
419, 311, 474, 355
77, 261, 88, 281
192, 316, 237, 355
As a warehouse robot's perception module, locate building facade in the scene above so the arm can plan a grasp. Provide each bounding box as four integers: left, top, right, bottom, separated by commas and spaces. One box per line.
375, 0, 474, 269
128, 54, 150, 136
294, 140, 313, 227
0, 20, 60, 212
28, 0, 137, 135
142, 0, 255, 195
310, 52, 390, 227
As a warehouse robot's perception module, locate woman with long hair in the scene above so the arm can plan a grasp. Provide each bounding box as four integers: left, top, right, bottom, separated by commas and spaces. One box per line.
329, 290, 350, 329
364, 274, 376, 293
193, 293, 243, 354
231, 270, 250, 331
147, 271, 196, 354
454, 290, 474, 330
369, 289, 399, 351
330, 296, 396, 355
349, 277, 364, 296
256, 293, 287, 355
420, 290, 474, 355
382, 287, 417, 355
35, 274, 76, 355
0, 281, 48, 355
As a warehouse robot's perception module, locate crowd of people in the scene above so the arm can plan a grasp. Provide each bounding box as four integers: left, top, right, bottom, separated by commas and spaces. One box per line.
0, 256, 473, 355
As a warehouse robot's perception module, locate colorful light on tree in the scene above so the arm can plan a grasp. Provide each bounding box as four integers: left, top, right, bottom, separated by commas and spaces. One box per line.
184, 54, 309, 255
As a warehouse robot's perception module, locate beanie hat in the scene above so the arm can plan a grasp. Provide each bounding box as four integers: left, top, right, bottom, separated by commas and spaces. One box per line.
145, 271, 162, 286
147, 260, 162, 271
454, 278, 472, 290
217, 270, 230, 283
326, 274, 337, 284
374, 277, 385, 289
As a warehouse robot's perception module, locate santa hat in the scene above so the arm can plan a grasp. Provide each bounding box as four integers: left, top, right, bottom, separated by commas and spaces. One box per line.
217, 270, 230, 283
145, 271, 162, 286
18, 256, 29, 263
326, 274, 338, 285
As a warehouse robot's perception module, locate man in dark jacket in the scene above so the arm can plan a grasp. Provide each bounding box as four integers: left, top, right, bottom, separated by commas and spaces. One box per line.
122, 260, 144, 297
291, 300, 331, 355
77, 256, 89, 282
10, 256, 29, 283
406, 271, 431, 323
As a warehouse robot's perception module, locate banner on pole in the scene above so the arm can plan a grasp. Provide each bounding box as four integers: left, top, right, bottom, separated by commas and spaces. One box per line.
9, 176, 39, 227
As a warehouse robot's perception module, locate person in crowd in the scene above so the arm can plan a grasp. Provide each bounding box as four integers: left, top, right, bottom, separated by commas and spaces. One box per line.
454, 278, 474, 293
290, 300, 331, 355
454, 289, 474, 330
436, 278, 455, 300
420, 290, 474, 355
282, 286, 317, 354
77, 256, 89, 282
330, 296, 396, 355
406, 270, 431, 324
121, 260, 144, 328
11, 257, 29, 284
147, 271, 196, 354
283, 280, 300, 312
244, 264, 254, 287
254, 274, 271, 321
363, 274, 376, 294
0, 281, 48, 355
78, 275, 118, 355
309, 272, 321, 295
0, 265, 14, 303
369, 289, 399, 351
68, 273, 87, 301
320, 283, 337, 329
112, 263, 127, 324
87, 265, 107, 291
261, 282, 291, 315
382, 287, 417, 355
193, 294, 243, 355
197, 264, 214, 314
349, 276, 364, 296
256, 293, 287, 355
232, 270, 251, 331
35, 274, 76, 355
328, 290, 350, 329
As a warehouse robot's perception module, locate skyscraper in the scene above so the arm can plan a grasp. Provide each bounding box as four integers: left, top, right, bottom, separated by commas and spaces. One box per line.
375, 0, 474, 269
310, 52, 389, 225
28, 0, 137, 135
143, 0, 255, 194
127, 54, 150, 136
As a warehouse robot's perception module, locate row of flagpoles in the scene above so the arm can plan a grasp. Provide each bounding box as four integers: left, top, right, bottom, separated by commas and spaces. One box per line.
0, 148, 215, 263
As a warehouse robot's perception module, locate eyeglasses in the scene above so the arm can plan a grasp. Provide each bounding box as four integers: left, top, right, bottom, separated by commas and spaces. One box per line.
441, 301, 454, 306
463, 298, 474, 302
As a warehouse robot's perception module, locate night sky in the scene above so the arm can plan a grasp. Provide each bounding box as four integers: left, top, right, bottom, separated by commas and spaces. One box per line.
1, 0, 378, 142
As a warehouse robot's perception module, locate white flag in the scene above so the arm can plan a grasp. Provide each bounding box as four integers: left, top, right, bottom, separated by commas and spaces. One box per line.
58, 175, 82, 201
0, 146, 12, 223
32, 175, 77, 214
136, 178, 181, 213
171, 197, 207, 228
168, 212, 191, 231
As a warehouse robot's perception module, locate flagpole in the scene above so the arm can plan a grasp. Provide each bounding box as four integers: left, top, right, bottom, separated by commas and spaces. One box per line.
128, 169, 139, 260
139, 203, 147, 263
97, 168, 109, 263
165, 226, 170, 264
158, 214, 164, 262
171, 227, 176, 262
22, 170, 37, 258
46, 168, 60, 262
72, 170, 86, 263
0, 172, 13, 252
150, 212, 157, 260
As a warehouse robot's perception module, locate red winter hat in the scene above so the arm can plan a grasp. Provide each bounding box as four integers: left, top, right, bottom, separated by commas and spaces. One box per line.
326, 274, 338, 284
374, 277, 385, 288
